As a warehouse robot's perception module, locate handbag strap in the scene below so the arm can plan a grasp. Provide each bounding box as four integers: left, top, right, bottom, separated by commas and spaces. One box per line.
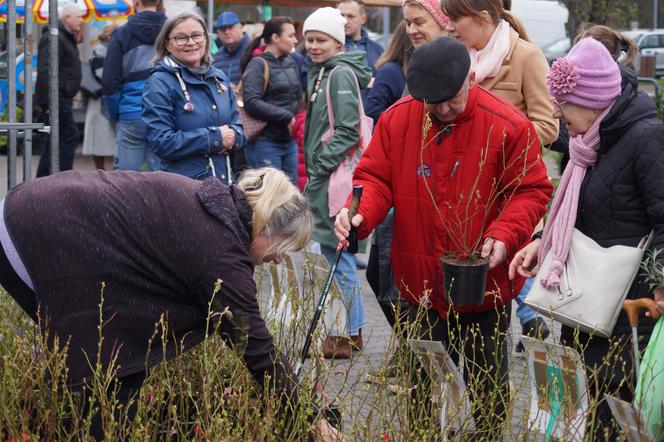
324, 65, 366, 130
238, 57, 270, 98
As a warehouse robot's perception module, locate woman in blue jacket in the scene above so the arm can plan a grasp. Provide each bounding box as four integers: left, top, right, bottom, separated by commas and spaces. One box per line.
143, 11, 245, 181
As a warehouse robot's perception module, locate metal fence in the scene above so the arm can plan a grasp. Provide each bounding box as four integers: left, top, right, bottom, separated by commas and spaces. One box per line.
0, 0, 59, 193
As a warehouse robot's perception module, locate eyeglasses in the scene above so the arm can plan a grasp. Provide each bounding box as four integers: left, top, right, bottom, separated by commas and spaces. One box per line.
549, 96, 567, 108
168, 32, 206, 46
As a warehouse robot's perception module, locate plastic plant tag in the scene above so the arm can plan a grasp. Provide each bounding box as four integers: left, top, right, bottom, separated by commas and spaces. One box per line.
408, 339, 475, 436
605, 395, 653, 442
522, 336, 588, 442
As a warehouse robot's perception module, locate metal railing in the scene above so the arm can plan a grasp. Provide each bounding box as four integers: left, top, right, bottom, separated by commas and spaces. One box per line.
0, 0, 59, 193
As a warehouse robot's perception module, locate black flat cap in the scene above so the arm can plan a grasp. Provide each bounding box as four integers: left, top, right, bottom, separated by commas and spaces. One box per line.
407, 37, 471, 104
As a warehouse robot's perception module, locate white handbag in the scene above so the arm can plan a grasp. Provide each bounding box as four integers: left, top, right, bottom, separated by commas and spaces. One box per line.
525, 228, 654, 338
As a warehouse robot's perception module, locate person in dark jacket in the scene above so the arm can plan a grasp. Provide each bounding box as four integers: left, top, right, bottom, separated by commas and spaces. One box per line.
0, 167, 341, 441
35, 3, 83, 177
365, 20, 411, 124
337, 0, 383, 73
142, 12, 245, 181
212, 11, 250, 87
509, 38, 664, 439
239, 17, 302, 184
337, 0, 383, 106
102, 0, 165, 172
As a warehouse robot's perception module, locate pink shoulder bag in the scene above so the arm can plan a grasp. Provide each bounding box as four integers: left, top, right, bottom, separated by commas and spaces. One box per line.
322, 66, 373, 217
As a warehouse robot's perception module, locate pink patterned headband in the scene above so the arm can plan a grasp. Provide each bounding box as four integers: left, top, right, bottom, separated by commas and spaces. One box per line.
403, 0, 449, 28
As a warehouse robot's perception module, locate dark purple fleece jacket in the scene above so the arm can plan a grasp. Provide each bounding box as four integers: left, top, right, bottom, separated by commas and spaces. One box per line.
4, 170, 297, 397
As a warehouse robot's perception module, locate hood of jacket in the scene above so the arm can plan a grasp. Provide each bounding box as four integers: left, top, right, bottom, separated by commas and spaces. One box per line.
310, 51, 373, 89
599, 82, 658, 154
197, 178, 253, 250
152, 58, 222, 82
127, 11, 167, 44
619, 64, 638, 90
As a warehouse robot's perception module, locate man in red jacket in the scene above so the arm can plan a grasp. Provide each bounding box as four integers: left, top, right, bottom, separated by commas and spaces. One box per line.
335, 37, 552, 435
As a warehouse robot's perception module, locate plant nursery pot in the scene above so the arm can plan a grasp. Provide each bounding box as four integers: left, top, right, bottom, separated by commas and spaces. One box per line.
440, 255, 489, 307
324, 403, 342, 431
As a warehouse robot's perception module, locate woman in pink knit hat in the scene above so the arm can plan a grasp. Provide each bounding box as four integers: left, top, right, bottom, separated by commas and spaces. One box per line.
443, 0, 558, 146
402, 0, 449, 48
509, 37, 664, 439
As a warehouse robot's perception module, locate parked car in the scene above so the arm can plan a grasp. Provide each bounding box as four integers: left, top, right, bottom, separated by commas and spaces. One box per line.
541, 37, 571, 65
623, 29, 664, 76
511, 0, 569, 48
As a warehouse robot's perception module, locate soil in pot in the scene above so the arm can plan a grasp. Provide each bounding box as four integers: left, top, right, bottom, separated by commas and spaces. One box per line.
440, 254, 489, 307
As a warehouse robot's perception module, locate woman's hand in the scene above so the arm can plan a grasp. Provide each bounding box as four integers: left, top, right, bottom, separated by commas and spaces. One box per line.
508, 238, 542, 280
313, 419, 343, 442
220, 125, 236, 151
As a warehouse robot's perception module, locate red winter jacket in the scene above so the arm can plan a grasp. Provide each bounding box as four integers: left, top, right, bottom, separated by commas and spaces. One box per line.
352, 86, 553, 318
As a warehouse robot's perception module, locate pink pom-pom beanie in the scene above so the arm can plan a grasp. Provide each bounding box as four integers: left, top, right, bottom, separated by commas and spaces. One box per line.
547, 37, 621, 110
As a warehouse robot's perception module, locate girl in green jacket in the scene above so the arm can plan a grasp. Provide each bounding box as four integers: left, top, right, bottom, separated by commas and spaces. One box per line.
302, 7, 372, 359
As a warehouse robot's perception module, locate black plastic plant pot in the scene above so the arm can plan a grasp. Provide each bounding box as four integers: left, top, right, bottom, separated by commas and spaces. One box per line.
323, 403, 342, 431
440, 256, 489, 307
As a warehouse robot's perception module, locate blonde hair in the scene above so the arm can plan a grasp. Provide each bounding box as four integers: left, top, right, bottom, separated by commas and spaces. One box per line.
575, 24, 638, 68
237, 168, 314, 257
152, 11, 212, 66
92, 23, 118, 45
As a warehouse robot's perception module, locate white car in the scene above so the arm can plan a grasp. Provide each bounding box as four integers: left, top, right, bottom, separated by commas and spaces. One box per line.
623, 29, 664, 77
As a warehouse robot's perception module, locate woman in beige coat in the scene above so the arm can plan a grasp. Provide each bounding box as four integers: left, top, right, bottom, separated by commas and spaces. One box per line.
442, 0, 558, 146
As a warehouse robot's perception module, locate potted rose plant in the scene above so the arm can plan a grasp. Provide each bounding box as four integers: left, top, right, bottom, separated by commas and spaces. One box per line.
418, 112, 539, 307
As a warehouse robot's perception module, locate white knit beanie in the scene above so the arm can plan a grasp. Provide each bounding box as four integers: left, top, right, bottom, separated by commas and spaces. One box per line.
303, 7, 346, 46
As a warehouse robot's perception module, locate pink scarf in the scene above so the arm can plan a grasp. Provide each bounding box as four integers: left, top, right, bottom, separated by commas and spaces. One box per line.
469, 19, 510, 83
538, 101, 616, 288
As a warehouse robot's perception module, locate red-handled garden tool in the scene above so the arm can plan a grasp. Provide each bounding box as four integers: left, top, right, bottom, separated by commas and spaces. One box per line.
623, 298, 661, 378
295, 185, 363, 377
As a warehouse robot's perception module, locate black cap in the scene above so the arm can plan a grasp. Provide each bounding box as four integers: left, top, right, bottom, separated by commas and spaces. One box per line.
406, 37, 471, 104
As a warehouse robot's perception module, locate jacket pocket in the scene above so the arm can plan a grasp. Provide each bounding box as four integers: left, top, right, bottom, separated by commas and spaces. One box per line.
493, 82, 519, 91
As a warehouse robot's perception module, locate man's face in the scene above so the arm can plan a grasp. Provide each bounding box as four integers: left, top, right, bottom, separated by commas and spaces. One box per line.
338, 1, 366, 39
63, 10, 84, 33
424, 74, 475, 122
403, 3, 447, 48
217, 23, 243, 47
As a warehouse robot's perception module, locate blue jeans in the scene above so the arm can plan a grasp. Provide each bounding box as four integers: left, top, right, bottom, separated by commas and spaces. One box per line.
114, 120, 161, 171
515, 277, 538, 325
245, 137, 297, 184
320, 245, 365, 336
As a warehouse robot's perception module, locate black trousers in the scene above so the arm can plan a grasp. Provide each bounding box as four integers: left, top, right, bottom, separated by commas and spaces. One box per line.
36, 98, 80, 177
560, 326, 637, 441
407, 303, 511, 438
